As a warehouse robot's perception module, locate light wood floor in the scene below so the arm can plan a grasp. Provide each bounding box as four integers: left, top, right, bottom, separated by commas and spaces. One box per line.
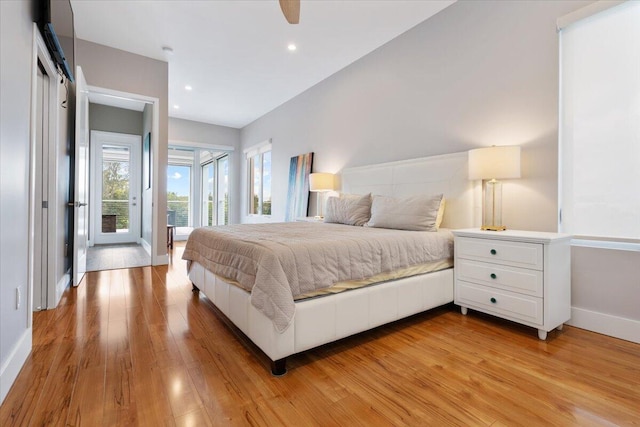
1, 243, 639, 426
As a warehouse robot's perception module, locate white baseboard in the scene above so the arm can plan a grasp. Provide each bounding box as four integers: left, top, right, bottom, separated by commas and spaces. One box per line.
54, 272, 71, 308
567, 307, 640, 344
0, 328, 32, 405
153, 253, 169, 266
141, 238, 152, 256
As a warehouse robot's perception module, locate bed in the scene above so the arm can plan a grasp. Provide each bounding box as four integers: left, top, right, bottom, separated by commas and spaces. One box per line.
184, 151, 480, 375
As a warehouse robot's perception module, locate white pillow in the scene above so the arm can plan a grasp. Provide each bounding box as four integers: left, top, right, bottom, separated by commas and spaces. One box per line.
324, 193, 372, 226
367, 193, 443, 231
436, 198, 446, 230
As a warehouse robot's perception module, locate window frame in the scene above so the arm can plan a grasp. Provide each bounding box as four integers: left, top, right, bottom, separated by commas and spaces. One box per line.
200, 152, 230, 226
166, 148, 195, 230
167, 144, 234, 232
200, 159, 215, 227
245, 141, 272, 217
216, 154, 230, 225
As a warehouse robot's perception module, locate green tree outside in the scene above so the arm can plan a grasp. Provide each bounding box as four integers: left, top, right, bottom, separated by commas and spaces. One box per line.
102, 160, 130, 230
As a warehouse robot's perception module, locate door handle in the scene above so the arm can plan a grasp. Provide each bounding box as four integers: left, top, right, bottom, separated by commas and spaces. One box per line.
78, 202, 88, 207
68, 202, 88, 207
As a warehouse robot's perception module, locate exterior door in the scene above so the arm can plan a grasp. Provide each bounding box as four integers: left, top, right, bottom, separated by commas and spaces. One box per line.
73, 66, 89, 287
201, 161, 214, 226
200, 153, 229, 227
91, 131, 141, 245
216, 155, 229, 225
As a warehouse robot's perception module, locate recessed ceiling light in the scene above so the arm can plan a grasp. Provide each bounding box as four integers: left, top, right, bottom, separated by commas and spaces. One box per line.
185, 85, 192, 91
287, 43, 297, 52
173, 105, 180, 109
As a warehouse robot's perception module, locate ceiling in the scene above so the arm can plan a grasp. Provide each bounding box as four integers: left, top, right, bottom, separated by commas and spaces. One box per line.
71, 0, 455, 129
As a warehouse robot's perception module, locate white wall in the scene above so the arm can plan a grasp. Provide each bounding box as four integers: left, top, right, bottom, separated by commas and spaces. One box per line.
168, 117, 241, 224
89, 103, 143, 136
0, 0, 35, 404
169, 117, 240, 147
240, 0, 591, 229
568, 246, 640, 342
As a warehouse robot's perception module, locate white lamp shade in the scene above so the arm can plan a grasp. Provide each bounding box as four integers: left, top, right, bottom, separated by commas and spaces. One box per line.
468, 146, 521, 180
309, 173, 335, 192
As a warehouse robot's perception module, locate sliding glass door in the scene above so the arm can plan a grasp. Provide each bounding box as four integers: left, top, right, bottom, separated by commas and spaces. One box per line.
217, 155, 229, 225
201, 153, 229, 226
167, 148, 194, 238
202, 161, 214, 226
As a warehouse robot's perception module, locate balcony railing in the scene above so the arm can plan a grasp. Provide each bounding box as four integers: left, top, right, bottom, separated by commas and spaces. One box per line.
102, 199, 129, 230
102, 199, 191, 230
103, 198, 230, 229
167, 200, 190, 227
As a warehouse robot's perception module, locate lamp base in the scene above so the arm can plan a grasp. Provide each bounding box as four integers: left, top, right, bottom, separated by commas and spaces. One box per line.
481, 179, 506, 232
481, 225, 507, 231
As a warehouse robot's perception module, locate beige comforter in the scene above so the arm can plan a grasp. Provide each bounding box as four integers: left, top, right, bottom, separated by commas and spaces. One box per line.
182, 222, 453, 332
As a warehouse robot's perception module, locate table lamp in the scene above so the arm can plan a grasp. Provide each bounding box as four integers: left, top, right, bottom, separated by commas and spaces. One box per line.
468, 146, 521, 231
309, 172, 335, 219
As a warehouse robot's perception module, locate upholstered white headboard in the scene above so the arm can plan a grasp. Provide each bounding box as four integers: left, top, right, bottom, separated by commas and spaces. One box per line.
340, 152, 481, 230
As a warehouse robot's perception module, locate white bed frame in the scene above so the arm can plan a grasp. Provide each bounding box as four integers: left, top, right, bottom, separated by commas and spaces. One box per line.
189, 151, 480, 374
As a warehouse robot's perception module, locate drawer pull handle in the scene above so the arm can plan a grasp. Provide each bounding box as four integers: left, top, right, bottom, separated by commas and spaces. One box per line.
490, 249, 497, 255
490, 297, 497, 304
490, 273, 497, 279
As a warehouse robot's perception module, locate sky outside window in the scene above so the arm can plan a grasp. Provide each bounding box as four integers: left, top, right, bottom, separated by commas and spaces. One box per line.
167, 165, 191, 196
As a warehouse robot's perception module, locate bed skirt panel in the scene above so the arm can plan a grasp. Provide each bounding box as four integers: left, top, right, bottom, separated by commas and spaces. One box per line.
189, 262, 453, 362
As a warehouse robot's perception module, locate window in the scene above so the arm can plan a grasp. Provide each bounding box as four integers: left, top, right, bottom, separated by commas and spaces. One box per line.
559, 1, 640, 242
201, 160, 215, 226
101, 144, 131, 232
246, 141, 272, 216
168, 145, 233, 232
167, 148, 194, 228
201, 153, 229, 226
217, 155, 229, 224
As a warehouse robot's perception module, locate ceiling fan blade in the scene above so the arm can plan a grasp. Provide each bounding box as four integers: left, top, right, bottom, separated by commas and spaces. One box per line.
279, 0, 300, 24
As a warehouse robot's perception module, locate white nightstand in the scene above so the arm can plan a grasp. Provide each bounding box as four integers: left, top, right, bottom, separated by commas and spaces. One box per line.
296, 217, 324, 222
452, 229, 571, 340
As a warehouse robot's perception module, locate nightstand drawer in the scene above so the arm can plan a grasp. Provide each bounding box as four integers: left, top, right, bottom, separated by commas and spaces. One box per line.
457, 281, 543, 325
457, 259, 543, 297
456, 237, 543, 270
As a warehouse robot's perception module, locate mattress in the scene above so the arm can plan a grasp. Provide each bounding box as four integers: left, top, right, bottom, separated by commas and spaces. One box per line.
183, 222, 453, 332
294, 257, 453, 300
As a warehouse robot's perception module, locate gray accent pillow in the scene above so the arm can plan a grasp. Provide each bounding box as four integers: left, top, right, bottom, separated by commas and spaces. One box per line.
366, 193, 443, 231
324, 193, 372, 226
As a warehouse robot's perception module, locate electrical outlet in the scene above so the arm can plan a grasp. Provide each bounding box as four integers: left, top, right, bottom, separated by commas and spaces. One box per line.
16, 286, 21, 309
